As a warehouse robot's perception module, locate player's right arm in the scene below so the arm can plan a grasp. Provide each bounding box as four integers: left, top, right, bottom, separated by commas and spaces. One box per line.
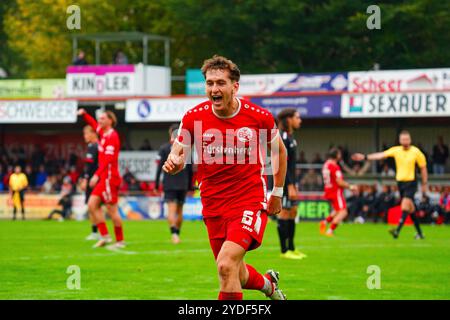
162, 142, 186, 175
352, 151, 387, 162
78, 108, 98, 132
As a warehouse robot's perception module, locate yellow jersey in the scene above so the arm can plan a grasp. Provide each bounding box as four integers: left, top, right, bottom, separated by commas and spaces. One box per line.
383, 145, 427, 182
9, 173, 28, 192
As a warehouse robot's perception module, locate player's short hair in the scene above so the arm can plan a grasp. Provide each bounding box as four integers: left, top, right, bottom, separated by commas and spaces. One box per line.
399, 130, 410, 136
105, 111, 117, 127
277, 108, 298, 131
327, 147, 340, 160
201, 55, 240, 82
83, 125, 95, 133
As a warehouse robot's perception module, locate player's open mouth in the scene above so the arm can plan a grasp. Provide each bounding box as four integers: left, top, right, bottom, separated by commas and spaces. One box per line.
212, 95, 223, 103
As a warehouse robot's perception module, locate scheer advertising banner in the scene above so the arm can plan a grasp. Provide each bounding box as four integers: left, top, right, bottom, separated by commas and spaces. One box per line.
341, 92, 450, 118
348, 68, 450, 93
0, 100, 77, 123
125, 97, 206, 122
186, 69, 347, 95
250, 95, 341, 118
118, 151, 159, 182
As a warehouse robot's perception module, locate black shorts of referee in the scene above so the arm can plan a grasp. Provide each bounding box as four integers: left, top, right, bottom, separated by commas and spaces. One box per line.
397, 180, 418, 200
164, 190, 187, 205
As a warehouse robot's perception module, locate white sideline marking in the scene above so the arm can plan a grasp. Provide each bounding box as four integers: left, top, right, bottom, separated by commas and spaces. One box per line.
10, 242, 433, 262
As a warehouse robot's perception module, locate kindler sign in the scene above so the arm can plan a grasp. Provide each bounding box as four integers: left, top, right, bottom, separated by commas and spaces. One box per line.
341, 92, 450, 118
66, 65, 135, 97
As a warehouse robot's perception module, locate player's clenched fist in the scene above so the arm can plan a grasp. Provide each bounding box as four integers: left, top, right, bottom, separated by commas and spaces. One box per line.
77, 108, 86, 116
163, 153, 184, 175
267, 195, 282, 216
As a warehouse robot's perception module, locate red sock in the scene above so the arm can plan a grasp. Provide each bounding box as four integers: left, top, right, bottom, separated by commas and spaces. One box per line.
330, 223, 338, 230
97, 222, 109, 237
114, 226, 124, 242
218, 292, 243, 300
326, 215, 333, 223
243, 264, 265, 290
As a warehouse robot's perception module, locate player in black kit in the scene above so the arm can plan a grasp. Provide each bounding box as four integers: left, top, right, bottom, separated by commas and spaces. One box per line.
81, 125, 99, 241
276, 109, 307, 260
155, 124, 193, 244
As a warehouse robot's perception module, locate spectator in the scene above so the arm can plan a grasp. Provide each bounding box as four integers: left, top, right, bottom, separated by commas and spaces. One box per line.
362, 185, 379, 222
73, 50, 88, 65
139, 139, 153, 151
347, 186, 364, 222
122, 167, 135, 185
298, 151, 307, 164
3, 166, 13, 191
300, 168, 322, 191
432, 136, 449, 174
0, 166, 4, 191
42, 176, 56, 193
439, 190, 450, 224
113, 50, 128, 65
35, 165, 48, 188
376, 185, 397, 223
417, 143, 433, 174
47, 176, 74, 221
68, 166, 79, 187
128, 177, 141, 192
312, 153, 324, 164
380, 163, 395, 177
24, 164, 35, 189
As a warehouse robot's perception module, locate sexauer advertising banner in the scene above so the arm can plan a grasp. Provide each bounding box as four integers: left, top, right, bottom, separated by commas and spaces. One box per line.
250, 94, 341, 118
0, 100, 78, 123
186, 69, 347, 95
348, 68, 450, 93
341, 92, 450, 118
125, 97, 206, 122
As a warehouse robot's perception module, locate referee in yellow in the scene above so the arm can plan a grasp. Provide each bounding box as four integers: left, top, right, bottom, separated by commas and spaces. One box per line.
9, 165, 29, 220
352, 130, 428, 239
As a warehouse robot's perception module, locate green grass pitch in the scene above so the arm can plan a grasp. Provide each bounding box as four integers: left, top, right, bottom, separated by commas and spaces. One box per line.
1, 219, 449, 300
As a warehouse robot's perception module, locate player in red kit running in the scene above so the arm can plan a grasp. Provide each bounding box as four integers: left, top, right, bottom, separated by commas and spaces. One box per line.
163, 55, 288, 300
320, 148, 357, 237
78, 108, 125, 249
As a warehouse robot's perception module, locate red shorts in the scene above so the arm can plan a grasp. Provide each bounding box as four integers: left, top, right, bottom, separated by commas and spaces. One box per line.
203, 206, 268, 259
325, 189, 347, 211
91, 178, 120, 204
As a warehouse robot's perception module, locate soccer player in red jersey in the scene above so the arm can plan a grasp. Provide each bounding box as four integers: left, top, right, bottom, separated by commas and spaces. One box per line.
320, 148, 357, 237
163, 55, 288, 300
77, 108, 125, 249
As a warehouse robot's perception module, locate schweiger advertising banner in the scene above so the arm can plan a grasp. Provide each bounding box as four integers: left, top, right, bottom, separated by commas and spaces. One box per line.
250, 95, 341, 118
341, 92, 450, 118
186, 69, 347, 95
0, 100, 78, 123
348, 68, 450, 93
125, 97, 206, 122
0, 79, 66, 99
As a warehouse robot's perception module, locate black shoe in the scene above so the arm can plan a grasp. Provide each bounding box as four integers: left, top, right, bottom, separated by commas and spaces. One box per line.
414, 233, 425, 240
389, 228, 398, 239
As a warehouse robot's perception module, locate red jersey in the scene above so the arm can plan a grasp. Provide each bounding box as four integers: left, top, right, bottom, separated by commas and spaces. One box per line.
83, 113, 121, 182
176, 98, 279, 218
322, 159, 343, 196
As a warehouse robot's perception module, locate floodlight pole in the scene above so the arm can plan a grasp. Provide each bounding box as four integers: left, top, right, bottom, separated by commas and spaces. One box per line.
164, 39, 170, 67
72, 37, 78, 63
143, 36, 148, 65
95, 40, 100, 65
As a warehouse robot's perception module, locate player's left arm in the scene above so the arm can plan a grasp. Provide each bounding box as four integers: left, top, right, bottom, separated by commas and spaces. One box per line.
267, 134, 287, 216
417, 149, 428, 193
